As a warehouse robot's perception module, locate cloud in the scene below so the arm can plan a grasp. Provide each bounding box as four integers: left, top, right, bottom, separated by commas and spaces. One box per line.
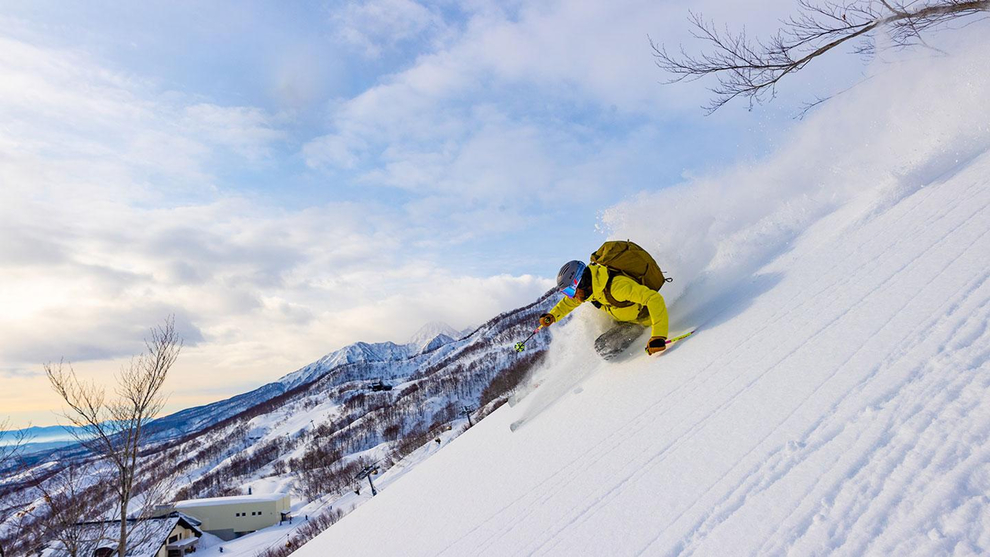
321, 271, 555, 343
0, 368, 41, 379
181, 104, 287, 161
0, 302, 205, 364
309, 0, 798, 162
0, 34, 286, 204
330, 0, 447, 59
0, 32, 295, 370
302, 133, 366, 169
0, 163, 548, 390
299, 0, 816, 246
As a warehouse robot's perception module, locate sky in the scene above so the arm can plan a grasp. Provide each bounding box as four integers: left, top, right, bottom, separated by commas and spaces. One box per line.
0, 0, 872, 428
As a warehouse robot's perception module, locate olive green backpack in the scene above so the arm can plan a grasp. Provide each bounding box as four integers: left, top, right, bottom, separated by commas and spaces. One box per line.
590, 240, 671, 308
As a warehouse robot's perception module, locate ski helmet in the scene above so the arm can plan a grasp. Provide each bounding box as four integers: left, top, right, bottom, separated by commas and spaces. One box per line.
556, 260, 587, 298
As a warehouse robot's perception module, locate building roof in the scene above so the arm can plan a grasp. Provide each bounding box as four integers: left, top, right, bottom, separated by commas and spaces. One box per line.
167, 537, 199, 550
174, 492, 289, 508
44, 514, 200, 557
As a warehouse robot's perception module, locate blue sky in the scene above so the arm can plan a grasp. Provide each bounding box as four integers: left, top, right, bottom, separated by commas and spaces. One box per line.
0, 0, 868, 426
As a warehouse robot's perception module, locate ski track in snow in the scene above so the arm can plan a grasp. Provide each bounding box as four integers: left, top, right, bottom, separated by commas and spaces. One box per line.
665, 165, 990, 556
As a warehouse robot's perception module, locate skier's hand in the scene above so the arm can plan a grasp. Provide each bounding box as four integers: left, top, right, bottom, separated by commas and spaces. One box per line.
539, 313, 555, 328
645, 336, 667, 355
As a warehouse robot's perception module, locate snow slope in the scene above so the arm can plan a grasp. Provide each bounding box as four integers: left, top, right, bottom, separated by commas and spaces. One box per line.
409, 321, 465, 351
295, 32, 990, 556
144, 321, 469, 441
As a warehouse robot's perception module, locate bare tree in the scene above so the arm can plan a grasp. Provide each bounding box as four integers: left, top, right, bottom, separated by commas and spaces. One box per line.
45, 317, 181, 557
29, 459, 175, 557
653, 0, 990, 113
30, 463, 113, 557
0, 419, 31, 557
0, 419, 28, 470
0, 490, 35, 557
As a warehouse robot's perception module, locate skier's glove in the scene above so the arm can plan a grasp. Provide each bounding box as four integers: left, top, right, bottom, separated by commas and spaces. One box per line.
539, 313, 555, 328
646, 336, 667, 355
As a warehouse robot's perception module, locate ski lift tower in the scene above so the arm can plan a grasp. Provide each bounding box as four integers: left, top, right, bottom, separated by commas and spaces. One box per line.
355, 463, 380, 496
461, 405, 476, 427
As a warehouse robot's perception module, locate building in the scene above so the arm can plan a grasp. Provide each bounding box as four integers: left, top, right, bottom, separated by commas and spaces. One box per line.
44, 513, 201, 557
171, 493, 291, 541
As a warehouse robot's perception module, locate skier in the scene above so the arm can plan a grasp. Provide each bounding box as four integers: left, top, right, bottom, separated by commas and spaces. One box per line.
540, 259, 669, 355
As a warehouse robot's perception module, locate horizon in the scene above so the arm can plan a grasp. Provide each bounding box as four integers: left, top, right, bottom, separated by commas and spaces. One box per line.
2, 315, 483, 431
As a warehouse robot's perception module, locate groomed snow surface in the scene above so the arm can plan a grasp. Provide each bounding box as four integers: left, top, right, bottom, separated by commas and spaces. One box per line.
295, 32, 990, 556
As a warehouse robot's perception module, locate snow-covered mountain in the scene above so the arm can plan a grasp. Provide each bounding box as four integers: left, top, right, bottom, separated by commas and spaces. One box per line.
408, 321, 464, 352
276, 341, 419, 390
145, 321, 469, 441
290, 32, 990, 557
12, 319, 481, 457
0, 425, 84, 456
0, 425, 79, 446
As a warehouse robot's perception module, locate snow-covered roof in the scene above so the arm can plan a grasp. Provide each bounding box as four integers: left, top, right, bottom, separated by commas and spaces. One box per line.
174, 492, 288, 508
44, 515, 200, 557
167, 536, 199, 549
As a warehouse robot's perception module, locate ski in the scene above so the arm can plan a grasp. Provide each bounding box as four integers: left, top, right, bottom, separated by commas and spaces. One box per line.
597, 326, 698, 361
595, 322, 646, 360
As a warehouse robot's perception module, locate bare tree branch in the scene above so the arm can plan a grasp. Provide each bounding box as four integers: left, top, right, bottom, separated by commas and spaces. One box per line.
45, 317, 181, 557
30, 463, 113, 557
0, 418, 32, 557
653, 0, 990, 113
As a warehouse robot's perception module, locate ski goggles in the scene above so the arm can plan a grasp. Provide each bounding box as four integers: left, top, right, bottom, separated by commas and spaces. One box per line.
561, 282, 579, 298
559, 263, 586, 298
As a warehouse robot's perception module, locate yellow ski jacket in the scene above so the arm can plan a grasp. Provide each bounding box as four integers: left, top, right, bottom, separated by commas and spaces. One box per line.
547, 264, 669, 338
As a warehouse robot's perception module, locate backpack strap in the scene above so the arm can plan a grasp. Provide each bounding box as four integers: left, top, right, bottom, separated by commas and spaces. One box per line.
602, 270, 636, 309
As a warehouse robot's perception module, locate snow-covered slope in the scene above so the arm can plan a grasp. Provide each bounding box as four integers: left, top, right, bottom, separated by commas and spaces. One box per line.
295, 34, 990, 556
147, 322, 466, 439
409, 321, 464, 351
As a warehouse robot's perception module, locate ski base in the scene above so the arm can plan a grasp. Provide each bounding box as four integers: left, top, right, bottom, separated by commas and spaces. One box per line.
595, 322, 647, 361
